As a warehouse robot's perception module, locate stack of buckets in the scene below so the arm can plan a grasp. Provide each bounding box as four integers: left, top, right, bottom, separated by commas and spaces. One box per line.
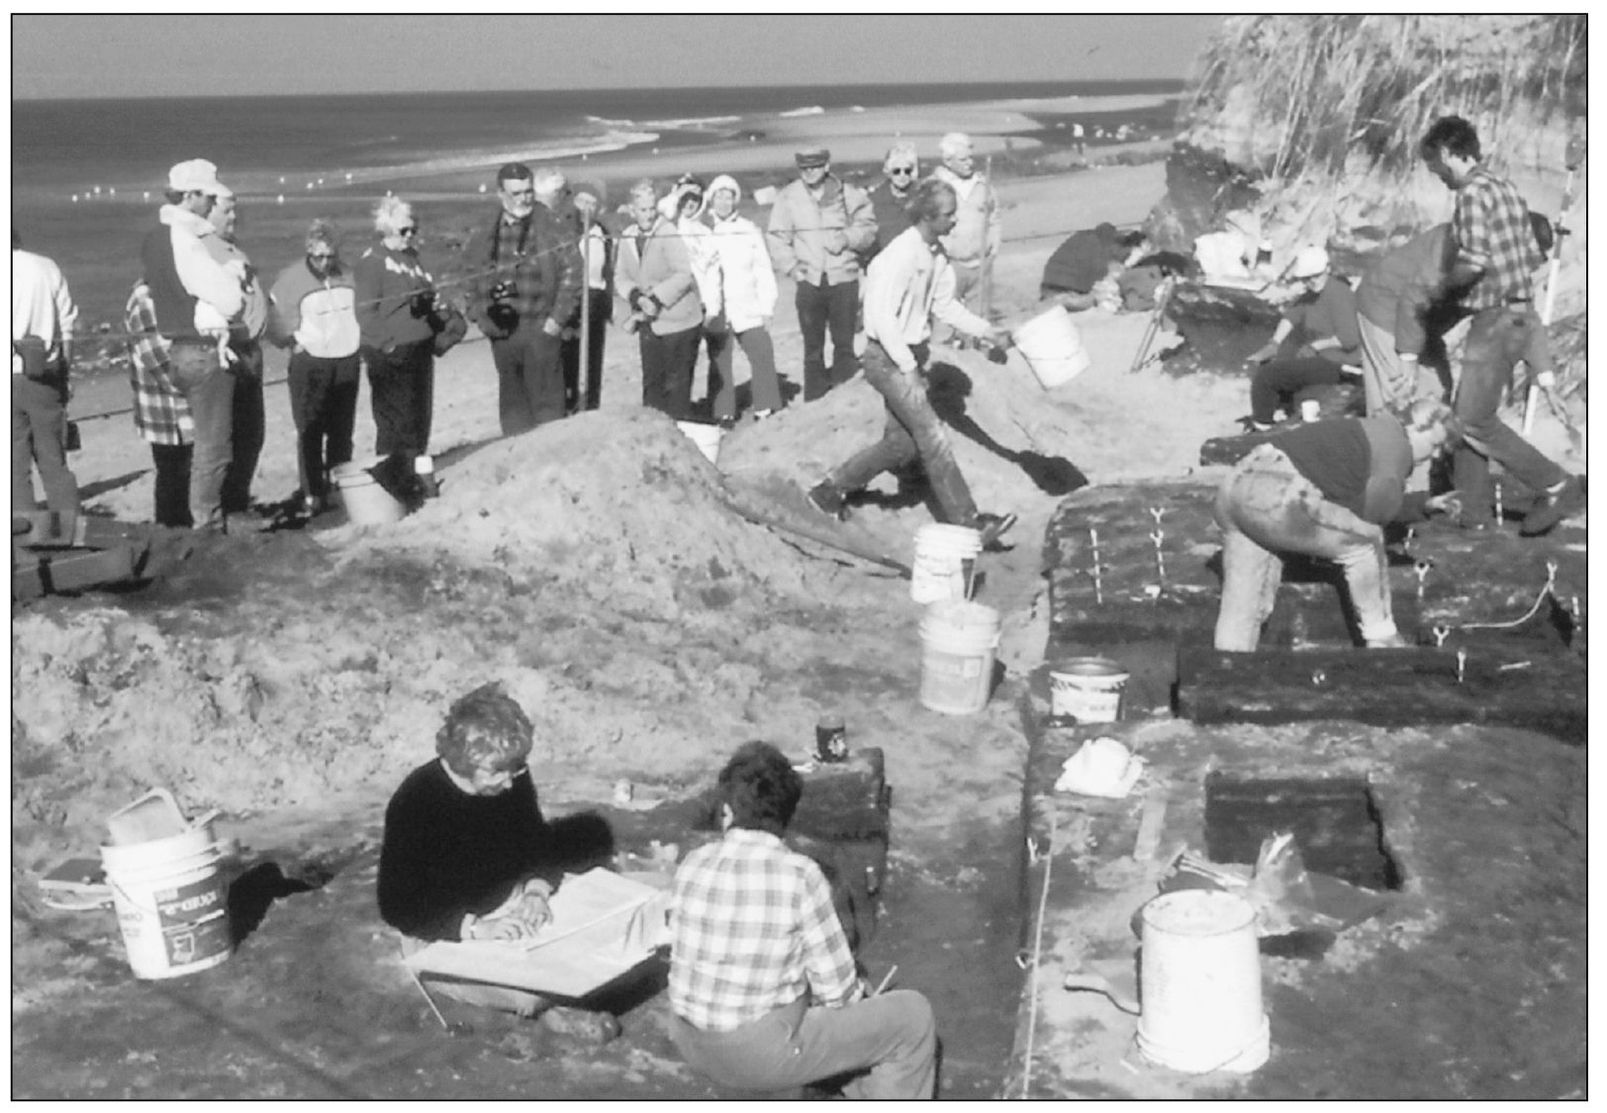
911, 523, 1000, 716
100, 789, 234, 980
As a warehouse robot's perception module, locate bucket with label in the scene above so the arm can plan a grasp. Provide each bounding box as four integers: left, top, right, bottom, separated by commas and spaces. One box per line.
909, 523, 982, 605
101, 816, 233, 980
675, 420, 723, 465
918, 600, 1001, 715
1134, 889, 1269, 1073
332, 462, 405, 526
1049, 657, 1130, 722
1012, 305, 1092, 389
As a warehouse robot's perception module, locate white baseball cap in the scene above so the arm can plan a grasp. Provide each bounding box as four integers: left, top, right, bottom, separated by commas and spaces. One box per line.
168, 159, 222, 193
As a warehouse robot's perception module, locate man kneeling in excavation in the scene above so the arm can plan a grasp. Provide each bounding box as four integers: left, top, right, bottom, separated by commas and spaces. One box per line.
1214, 398, 1462, 652
667, 741, 937, 1099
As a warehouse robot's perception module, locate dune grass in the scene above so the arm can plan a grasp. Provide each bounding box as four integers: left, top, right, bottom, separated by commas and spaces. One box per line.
1186, 15, 1585, 182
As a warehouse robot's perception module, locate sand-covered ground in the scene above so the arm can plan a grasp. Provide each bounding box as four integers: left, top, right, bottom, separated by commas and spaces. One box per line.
12, 130, 1587, 1097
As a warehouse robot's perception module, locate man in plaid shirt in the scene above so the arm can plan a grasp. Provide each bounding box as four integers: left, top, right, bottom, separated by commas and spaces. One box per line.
1420, 115, 1582, 536
667, 741, 936, 1099
125, 281, 196, 527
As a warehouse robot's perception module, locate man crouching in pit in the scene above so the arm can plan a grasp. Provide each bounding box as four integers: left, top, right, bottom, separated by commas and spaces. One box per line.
666, 741, 937, 1099
378, 681, 563, 1017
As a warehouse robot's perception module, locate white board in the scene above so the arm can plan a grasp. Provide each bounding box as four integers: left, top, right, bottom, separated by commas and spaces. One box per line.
403, 868, 670, 1000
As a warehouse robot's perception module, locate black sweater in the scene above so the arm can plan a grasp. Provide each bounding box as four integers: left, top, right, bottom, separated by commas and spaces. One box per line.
377, 759, 564, 942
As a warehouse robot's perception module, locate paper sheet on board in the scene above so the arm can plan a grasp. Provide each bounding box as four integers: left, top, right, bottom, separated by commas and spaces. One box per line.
402, 868, 670, 999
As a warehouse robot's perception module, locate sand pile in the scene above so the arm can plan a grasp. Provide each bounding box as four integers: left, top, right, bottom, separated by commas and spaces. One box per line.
11, 410, 915, 858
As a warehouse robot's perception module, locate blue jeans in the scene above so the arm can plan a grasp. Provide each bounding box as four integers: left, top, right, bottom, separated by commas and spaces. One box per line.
11, 371, 79, 518
1451, 306, 1565, 520
1213, 444, 1397, 651
795, 278, 858, 401
826, 341, 978, 527
167, 340, 235, 531
670, 992, 937, 1099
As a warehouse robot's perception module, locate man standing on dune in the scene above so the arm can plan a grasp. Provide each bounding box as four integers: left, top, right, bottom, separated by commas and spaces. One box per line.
767, 147, 876, 402
931, 133, 1001, 318
470, 162, 582, 436
205, 181, 271, 517
139, 158, 245, 533
1419, 115, 1582, 536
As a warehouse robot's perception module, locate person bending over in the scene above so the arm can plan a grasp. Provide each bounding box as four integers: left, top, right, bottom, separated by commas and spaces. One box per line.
1214, 397, 1462, 652
667, 741, 937, 1099
378, 681, 564, 1016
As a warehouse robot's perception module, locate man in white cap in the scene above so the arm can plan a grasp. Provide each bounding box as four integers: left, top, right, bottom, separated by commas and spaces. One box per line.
12, 229, 81, 526
930, 133, 1001, 316
139, 158, 246, 532
1242, 246, 1362, 430
203, 181, 271, 517
767, 146, 876, 401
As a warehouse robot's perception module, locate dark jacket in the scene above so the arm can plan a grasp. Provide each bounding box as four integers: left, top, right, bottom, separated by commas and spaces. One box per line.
864, 180, 916, 264
470, 204, 583, 340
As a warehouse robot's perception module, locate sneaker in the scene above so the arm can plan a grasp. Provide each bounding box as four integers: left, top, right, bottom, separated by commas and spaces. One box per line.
975, 511, 1018, 552
806, 481, 846, 521
1520, 474, 1585, 536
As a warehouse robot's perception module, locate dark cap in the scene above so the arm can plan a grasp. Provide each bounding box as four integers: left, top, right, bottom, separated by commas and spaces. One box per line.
795, 147, 830, 169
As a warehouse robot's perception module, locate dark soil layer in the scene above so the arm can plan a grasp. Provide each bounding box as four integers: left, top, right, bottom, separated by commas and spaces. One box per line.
1003, 479, 1587, 1100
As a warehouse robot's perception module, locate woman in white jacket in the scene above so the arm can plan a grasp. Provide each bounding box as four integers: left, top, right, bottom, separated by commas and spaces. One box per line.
703, 174, 784, 423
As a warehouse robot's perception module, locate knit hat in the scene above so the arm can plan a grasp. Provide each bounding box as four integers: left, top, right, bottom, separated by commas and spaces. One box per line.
1289, 245, 1330, 279
707, 174, 742, 204
657, 175, 705, 221
795, 147, 830, 169
168, 159, 222, 193
571, 179, 608, 206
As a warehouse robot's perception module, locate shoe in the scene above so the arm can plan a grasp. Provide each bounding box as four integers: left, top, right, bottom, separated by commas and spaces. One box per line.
1519, 474, 1585, 537
976, 511, 1018, 552
806, 481, 846, 521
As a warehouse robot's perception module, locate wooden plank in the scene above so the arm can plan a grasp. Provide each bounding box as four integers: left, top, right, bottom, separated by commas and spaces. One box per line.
1176, 644, 1587, 743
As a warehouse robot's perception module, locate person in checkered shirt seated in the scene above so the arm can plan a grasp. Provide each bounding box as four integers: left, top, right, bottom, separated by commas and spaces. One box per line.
665, 741, 937, 1099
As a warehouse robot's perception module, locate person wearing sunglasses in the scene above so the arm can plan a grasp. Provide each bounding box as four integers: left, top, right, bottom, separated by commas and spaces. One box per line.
354, 195, 438, 477
863, 143, 921, 265
268, 219, 361, 516
379, 682, 566, 1016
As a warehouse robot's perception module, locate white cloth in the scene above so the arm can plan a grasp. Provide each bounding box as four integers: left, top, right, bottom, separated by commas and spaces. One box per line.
708, 213, 777, 332
158, 204, 244, 334
1054, 737, 1145, 798
860, 226, 991, 372
11, 248, 77, 374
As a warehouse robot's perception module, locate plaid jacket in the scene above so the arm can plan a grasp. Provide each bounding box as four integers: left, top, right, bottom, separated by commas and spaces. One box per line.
667, 828, 861, 1033
124, 281, 194, 446
1452, 166, 1543, 312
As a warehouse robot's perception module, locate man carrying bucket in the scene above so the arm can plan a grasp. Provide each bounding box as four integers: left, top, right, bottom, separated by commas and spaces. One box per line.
807, 178, 1016, 551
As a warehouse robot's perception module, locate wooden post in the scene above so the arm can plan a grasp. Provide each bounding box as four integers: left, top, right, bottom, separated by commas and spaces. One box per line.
579, 228, 592, 411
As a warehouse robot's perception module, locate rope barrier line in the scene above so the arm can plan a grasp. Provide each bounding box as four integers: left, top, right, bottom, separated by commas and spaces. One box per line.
70, 215, 1149, 347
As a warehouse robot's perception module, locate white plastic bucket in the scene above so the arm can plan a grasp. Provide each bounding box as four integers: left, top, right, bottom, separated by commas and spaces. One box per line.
1135, 889, 1270, 1074
909, 523, 983, 604
332, 463, 405, 525
918, 600, 1001, 715
675, 421, 723, 465
1049, 657, 1130, 722
1013, 305, 1091, 389
101, 827, 233, 980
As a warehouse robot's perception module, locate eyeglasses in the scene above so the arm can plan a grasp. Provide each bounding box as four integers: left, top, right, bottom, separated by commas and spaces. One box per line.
397, 227, 419, 236
888, 166, 917, 176
308, 252, 335, 262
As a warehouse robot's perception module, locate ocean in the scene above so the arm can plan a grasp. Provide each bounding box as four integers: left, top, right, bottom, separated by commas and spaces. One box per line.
12, 80, 1183, 336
